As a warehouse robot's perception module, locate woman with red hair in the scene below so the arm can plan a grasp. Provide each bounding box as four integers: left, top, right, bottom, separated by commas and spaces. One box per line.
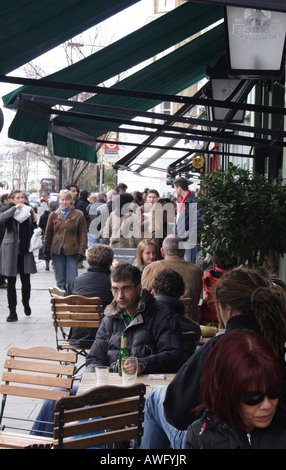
184, 329, 286, 449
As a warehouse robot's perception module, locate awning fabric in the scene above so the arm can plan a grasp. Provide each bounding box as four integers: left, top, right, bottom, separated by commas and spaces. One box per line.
0, 0, 140, 75
4, 13, 225, 162
3, 2, 223, 107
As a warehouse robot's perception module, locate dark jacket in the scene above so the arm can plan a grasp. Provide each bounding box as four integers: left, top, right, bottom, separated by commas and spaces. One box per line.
0, 204, 37, 277
184, 404, 286, 449
68, 266, 113, 348
163, 315, 266, 430
155, 295, 201, 339
38, 209, 51, 232
85, 289, 183, 373
155, 295, 201, 358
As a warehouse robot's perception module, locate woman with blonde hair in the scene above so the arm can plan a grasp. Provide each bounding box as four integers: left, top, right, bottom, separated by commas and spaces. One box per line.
135, 239, 158, 272
44, 189, 87, 295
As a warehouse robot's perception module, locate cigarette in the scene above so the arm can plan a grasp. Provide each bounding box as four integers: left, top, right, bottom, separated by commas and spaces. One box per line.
149, 374, 166, 380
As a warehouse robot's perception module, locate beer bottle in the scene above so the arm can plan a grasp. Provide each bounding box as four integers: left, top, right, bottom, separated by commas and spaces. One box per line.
118, 332, 129, 376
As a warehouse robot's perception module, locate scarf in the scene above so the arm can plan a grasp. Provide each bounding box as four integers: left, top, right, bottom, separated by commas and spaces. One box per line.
60, 205, 73, 219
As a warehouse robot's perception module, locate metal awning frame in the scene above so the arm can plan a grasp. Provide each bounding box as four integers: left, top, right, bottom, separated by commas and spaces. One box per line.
3, 74, 286, 116
2, 74, 286, 174
14, 83, 286, 147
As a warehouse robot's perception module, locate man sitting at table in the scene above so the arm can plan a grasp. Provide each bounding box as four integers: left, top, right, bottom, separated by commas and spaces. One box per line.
85, 263, 183, 374
30, 264, 183, 437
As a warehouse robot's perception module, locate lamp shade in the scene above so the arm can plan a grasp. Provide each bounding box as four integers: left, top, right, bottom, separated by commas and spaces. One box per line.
224, 6, 286, 78
206, 56, 248, 122
210, 78, 247, 121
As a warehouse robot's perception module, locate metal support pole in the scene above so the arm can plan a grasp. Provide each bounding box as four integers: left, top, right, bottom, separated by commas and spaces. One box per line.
279, 77, 286, 282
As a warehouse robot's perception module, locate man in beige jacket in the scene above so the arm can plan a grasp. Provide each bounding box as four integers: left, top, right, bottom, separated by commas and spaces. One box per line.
141, 236, 202, 320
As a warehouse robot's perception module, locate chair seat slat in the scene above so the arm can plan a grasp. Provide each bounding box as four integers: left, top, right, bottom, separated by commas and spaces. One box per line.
7, 346, 76, 363
4, 359, 75, 376
0, 430, 55, 449
1, 384, 71, 401
2, 372, 73, 389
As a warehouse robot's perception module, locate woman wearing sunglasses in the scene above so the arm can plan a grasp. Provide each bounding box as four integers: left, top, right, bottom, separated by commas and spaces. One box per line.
184, 329, 286, 449
140, 266, 286, 449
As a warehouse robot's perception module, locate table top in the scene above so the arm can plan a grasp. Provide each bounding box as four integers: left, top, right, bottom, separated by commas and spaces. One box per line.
77, 372, 175, 397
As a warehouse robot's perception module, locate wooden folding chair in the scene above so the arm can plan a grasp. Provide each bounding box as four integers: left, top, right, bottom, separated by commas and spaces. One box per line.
181, 297, 193, 319
0, 346, 77, 449
182, 331, 199, 362
51, 295, 103, 368
53, 384, 146, 449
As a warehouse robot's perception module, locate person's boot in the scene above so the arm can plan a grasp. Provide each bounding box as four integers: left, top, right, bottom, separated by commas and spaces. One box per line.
6, 311, 18, 322
24, 305, 31, 316
23, 302, 31, 316
45, 260, 50, 271
7, 294, 17, 322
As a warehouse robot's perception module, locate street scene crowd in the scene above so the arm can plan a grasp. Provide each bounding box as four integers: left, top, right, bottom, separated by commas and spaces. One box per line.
1, 178, 286, 450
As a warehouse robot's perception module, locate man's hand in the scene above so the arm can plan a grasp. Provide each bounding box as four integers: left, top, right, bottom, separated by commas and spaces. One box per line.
137, 361, 145, 375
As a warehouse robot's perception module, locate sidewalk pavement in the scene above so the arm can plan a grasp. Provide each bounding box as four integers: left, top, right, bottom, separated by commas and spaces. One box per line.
0, 257, 88, 435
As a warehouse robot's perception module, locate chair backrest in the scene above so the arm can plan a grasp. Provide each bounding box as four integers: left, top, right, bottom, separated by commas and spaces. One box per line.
0, 346, 77, 431
51, 295, 103, 331
182, 331, 198, 362
181, 297, 193, 319
53, 384, 146, 449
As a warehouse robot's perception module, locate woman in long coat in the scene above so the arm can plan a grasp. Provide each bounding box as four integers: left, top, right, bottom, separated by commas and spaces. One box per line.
0, 189, 37, 322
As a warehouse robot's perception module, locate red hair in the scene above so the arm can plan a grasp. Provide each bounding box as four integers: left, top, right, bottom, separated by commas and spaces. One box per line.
201, 330, 284, 430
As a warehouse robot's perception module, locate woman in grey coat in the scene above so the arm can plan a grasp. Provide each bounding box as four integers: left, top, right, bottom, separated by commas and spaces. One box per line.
0, 190, 37, 322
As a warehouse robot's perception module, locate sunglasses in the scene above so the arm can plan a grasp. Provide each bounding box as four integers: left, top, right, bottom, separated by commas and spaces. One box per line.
240, 388, 284, 406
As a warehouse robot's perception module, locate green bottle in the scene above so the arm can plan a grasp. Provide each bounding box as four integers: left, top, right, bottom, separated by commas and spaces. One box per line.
118, 333, 129, 376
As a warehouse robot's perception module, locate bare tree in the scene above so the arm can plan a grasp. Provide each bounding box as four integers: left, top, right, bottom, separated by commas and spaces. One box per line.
19, 24, 124, 189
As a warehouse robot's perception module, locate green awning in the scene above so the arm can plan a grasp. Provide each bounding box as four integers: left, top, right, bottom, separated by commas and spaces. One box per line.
1, 0, 140, 75
7, 22, 225, 162
3, 2, 223, 106
3, 3, 224, 162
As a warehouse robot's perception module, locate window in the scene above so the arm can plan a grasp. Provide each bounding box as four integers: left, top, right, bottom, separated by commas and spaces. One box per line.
155, 101, 172, 124
158, 0, 175, 13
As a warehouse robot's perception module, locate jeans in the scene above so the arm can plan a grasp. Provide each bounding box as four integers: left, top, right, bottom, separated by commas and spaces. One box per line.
183, 245, 198, 264
51, 248, 78, 295
87, 232, 100, 248
30, 384, 79, 437
140, 386, 187, 449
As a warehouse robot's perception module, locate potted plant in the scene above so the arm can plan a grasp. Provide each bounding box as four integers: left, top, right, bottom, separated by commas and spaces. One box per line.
198, 163, 286, 268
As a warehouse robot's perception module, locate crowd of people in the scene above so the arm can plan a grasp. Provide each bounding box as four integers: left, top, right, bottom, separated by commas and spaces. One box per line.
1, 179, 286, 449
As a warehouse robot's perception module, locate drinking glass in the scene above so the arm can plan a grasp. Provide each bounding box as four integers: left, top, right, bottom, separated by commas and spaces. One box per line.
122, 357, 138, 386
96, 365, 109, 386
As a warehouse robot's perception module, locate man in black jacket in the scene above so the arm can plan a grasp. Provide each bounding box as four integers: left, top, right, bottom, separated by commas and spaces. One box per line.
85, 264, 183, 375
30, 263, 183, 438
